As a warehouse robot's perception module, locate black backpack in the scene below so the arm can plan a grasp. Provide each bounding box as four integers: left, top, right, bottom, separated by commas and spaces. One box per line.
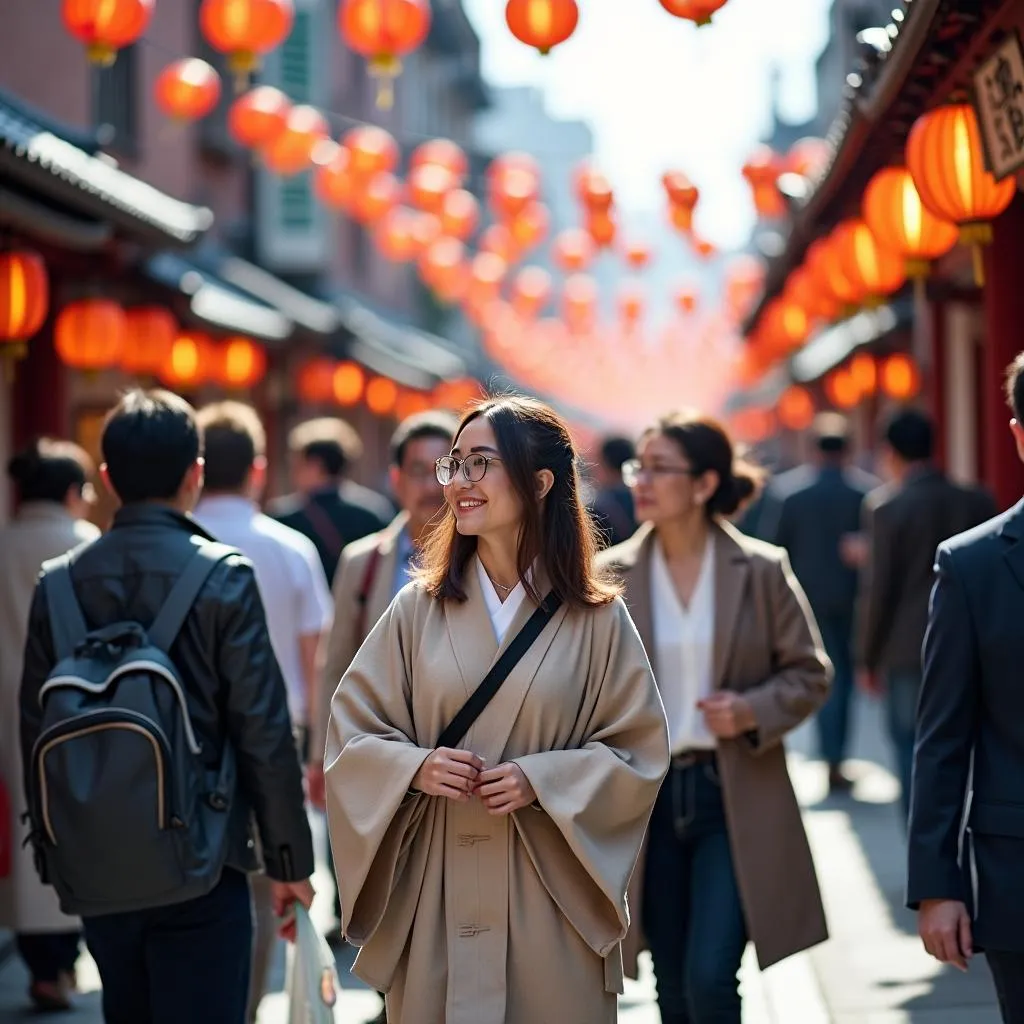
27, 543, 239, 917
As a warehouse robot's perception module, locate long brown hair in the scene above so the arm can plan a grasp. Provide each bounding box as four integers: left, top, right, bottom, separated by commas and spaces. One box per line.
417, 395, 620, 608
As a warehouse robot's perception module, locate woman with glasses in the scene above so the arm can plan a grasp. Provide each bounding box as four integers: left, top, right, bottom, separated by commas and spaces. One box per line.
324, 395, 669, 1024
603, 412, 830, 1024
0, 439, 98, 1012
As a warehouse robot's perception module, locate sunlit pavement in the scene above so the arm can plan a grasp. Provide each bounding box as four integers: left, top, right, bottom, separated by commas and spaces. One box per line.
0, 697, 1005, 1022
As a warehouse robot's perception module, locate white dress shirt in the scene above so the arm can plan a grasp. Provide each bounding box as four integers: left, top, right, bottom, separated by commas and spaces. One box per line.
194, 496, 333, 724
650, 535, 717, 753
477, 558, 529, 643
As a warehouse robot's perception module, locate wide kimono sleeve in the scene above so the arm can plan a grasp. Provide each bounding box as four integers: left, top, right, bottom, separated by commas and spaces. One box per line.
324, 586, 433, 944
510, 598, 670, 957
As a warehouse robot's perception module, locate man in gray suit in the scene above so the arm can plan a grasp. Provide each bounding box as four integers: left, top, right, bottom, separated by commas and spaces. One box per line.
761, 414, 879, 793
857, 408, 995, 824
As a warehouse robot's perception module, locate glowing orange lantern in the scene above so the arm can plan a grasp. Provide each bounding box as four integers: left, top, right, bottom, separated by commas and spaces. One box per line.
723, 255, 765, 321
122, 307, 176, 375
552, 228, 594, 272
618, 283, 645, 326
658, 0, 728, 26
343, 125, 400, 178
863, 166, 959, 278
467, 253, 508, 308
297, 357, 336, 404
354, 171, 401, 225
849, 352, 877, 397
440, 189, 479, 240
576, 165, 614, 213
479, 223, 518, 264
0, 251, 48, 344
880, 353, 921, 400
777, 386, 815, 431
807, 237, 865, 307
313, 144, 356, 211
623, 240, 652, 270
673, 284, 698, 315
229, 86, 290, 149
489, 158, 541, 222
262, 105, 329, 176
408, 164, 457, 215
434, 378, 482, 411
825, 367, 860, 409
365, 375, 399, 416
333, 361, 365, 406
420, 238, 467, 301
783, 266, 838, 322
505, 0, 578, 54
160, 331, 214, 389
562, 274, 598, 331
587, 209, 616, 249
200, 0, 294, 83
217, 337, 266, 389
906, 104, 1017, 285
55, 299, 126, 370
743, 146, 787, 219
832, 218, 907, 299
374, 206, 419, 262
410, 139, 468, 184
338, 0, 431, 109
410, 213, 444, 256
663, 171, 699, 210
510, 203, 550, 252
395, 389, 432, 420
155, 59, 222, 123
786, 137, 831, 179
62, 0, 153, 66
511, 266, 552, 319
761, 297, 809, 353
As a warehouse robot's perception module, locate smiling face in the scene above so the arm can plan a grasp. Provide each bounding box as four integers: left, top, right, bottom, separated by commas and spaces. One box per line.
444, 415, 523, 542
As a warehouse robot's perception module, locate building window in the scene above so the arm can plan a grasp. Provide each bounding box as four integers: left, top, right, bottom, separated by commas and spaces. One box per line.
92, 45, 138, 154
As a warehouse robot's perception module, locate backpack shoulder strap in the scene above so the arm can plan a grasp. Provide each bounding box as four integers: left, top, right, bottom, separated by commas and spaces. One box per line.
148, 542, 239, 652
42, 554, 89, 662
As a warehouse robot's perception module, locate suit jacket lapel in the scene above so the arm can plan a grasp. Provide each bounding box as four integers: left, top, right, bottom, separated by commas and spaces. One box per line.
370, 514, 408, 622
1000, 500, 1024, 592
712, 521, 751, 689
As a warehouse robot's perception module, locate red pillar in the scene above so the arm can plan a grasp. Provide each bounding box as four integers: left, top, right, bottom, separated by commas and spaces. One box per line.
12, 320, 68, 451
982, 194, 1024, 511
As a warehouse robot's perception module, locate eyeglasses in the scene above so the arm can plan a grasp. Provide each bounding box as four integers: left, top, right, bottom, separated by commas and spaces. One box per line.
435, 453, 503, 485
621, 458, 700, 488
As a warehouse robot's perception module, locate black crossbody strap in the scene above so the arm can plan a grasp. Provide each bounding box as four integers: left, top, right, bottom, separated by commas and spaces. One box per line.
43, 555, 88, 661
436, 593, 563, 750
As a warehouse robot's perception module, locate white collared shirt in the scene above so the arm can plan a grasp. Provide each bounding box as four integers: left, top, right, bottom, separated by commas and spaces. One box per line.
194, 495, 333, 724
650, 535, 716, 753
476, 558, 529, 643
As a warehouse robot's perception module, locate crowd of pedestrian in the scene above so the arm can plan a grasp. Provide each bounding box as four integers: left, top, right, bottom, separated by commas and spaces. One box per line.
1, 358, 1023, 1024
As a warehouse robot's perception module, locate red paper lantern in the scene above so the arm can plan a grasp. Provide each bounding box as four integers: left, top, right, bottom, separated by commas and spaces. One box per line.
333, 361, 365, 406
155, 59, 222, 123
408, 164, 457, 215
440, 189, 479, 240
262, 105, 329, 176
488, 155, 542, 222
777, 386, 815, 431
374, 206, 419, 263
55, 299, 126, 369
228, 86, 291, 149
552, 228, 594, 272
505, 0, 579, 55
216, 337, 267, 389
0, 251, 48, 343
62, 0, 153, 66
880, 353, 921, 400
160, 331, 215, 389
510, 203, 550, 252
365, 375, 399, 416
313, 144, 357, 211
122, 307, 176, 375
511, 266, 552, 320
832, 218, 907, 299
658, 0, 728, 26
587, 209, 616, 249
343, 125, 400, 178
410, 139, 468, 184
479, 223, 518, 264
297, 358, 336, 404
354, 172, 401, 225
200, 0, 294, 81
338, 0, 431, 109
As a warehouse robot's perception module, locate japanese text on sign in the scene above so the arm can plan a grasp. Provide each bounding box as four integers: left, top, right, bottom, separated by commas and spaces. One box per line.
973, 33, 1024, 180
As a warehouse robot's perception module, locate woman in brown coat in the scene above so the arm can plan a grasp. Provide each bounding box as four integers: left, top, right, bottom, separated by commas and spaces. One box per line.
599, 412, 830, 1024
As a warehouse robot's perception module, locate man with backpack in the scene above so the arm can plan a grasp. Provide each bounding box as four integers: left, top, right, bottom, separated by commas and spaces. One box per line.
18, 389, 315, 1024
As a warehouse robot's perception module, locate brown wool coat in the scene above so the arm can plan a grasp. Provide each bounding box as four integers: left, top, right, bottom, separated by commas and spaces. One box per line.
324, 561, 670, 1024
599, 520, 831, 973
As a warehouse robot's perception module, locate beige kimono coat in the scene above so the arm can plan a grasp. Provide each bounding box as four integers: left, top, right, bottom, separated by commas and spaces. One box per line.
600, 520, 831, 973
0, 503, 99, 933
325, 560, 670, 1024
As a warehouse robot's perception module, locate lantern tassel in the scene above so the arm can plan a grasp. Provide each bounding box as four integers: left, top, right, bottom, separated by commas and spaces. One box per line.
370, 55, 402, 111
971, 244, 985, 287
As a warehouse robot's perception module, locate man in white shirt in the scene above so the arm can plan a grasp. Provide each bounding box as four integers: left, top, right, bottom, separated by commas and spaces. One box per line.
194, 401, 332, 1024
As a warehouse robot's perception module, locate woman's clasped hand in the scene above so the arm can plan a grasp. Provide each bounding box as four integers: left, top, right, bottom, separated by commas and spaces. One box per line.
412, 748, 537, 813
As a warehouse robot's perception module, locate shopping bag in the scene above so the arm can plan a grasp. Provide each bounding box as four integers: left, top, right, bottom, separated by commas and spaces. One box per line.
286, 904, 339, 1024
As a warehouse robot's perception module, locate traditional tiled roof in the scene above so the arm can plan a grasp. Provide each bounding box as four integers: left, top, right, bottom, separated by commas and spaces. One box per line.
0, 89, 213, 247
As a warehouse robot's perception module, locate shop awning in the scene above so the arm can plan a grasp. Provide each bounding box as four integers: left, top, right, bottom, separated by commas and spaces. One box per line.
143, 252, 293, 344
0, 88, 213, 247
337, 296, 469, 391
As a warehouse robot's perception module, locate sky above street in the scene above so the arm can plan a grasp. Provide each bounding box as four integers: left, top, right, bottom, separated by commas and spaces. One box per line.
463, 0, 835, 252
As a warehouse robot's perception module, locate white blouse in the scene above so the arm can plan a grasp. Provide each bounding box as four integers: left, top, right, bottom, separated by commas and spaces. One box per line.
650, 535, 717, 753
477, 558, 529, 643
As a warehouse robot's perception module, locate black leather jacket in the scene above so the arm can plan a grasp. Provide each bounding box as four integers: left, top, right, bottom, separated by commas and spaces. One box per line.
19, 505, 314, 883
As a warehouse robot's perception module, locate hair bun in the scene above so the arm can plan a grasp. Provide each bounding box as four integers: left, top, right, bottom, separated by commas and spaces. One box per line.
709, 460, 764, 517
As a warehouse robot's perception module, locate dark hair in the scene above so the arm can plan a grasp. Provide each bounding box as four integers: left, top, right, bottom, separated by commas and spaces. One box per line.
196, 401, 266, 493
643, 411, 766, 518
390, 410, 458, 468
417, 395, 620, 608
813, 412, 849, 455
288, 417, 362, 478
1006, 351, 1024, 422
600, 435, 635, 473
882, 408, 933, 462
7, 438, 92, 504
101, 389, 201, 504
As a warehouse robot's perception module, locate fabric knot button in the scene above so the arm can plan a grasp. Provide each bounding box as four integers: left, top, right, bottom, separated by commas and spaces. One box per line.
456, 833, 492, 846
207, 793, 228, 811
458, 924, 491, 937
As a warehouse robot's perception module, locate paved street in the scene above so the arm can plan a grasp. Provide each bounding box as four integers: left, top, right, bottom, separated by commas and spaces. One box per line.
0, 696, 1003, 1023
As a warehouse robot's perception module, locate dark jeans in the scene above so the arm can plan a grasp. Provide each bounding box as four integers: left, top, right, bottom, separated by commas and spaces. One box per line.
83, 868, 253, 1024
885, 670, 921, 826
643, 758, 748, 1024
988, 951, 1024, 1023
815, 612, 855, 767
15, 931, 80, 983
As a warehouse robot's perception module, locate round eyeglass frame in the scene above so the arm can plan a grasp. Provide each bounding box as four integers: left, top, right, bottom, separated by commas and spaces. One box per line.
435, 453, 503, 485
